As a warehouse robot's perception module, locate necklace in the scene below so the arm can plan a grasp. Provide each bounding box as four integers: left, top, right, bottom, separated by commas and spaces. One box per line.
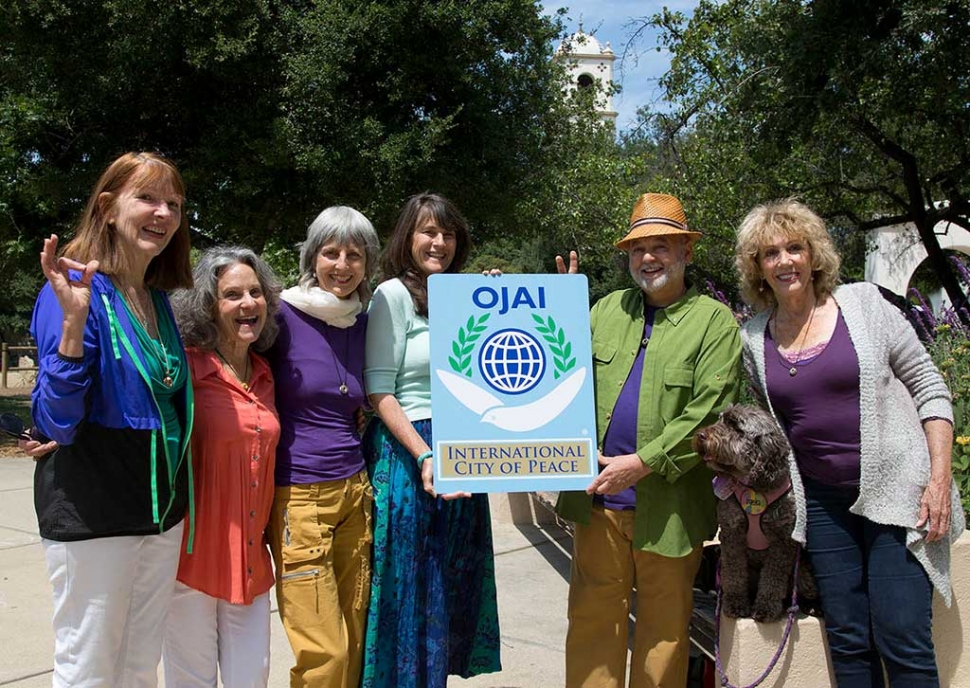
115, 280, 159, 337
215, 348, 251, 391
114, 279, 174, 386
774, 300, 817, 377
158, 340, 175, 387
329, 329, 350, 395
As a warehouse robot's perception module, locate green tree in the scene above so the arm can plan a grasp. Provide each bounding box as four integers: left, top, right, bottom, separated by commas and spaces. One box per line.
0, 0, 572, 337
637, 0, 970, 311
514, 87, 660, 302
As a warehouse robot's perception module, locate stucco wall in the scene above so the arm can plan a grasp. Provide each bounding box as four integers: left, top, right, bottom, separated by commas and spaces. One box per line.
719, 530, 970, 686
866, 220, 970, 299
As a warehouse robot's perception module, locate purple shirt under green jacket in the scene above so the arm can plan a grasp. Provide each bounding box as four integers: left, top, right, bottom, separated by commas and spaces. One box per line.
558, 286, 742, 557
266, 302, 368, 486
766, 310, 862, 487
599, 307, 657, 510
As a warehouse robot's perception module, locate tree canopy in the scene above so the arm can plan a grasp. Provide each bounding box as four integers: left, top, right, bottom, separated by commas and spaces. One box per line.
1, 0, 585, 339
639, 0, 970, 309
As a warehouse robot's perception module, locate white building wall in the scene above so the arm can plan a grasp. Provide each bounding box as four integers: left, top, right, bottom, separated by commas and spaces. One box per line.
555, 30, 618, 122
866, 220, 970, 306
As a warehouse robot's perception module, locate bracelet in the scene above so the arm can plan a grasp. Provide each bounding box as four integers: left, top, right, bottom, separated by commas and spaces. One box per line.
416, 450, 433, 466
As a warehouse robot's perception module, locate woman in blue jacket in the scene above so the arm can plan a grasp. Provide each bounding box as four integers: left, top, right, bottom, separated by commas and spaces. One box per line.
30, 152, 195, 687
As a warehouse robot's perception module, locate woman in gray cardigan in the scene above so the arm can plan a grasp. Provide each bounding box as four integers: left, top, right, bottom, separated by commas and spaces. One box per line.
734, 199, 964, 688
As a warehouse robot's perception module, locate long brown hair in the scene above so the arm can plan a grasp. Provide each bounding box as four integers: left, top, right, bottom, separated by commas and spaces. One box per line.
61, 152, 193, 289
380, 192, 471, 317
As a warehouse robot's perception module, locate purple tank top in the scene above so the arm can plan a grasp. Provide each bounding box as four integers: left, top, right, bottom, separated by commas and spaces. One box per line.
765, 310, 862, 486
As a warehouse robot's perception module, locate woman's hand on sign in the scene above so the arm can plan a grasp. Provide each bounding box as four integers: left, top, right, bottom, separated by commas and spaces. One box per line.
421, 457, 471, 501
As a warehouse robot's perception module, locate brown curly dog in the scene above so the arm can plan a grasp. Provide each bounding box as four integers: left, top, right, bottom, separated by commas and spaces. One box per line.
694, 404, 816, 622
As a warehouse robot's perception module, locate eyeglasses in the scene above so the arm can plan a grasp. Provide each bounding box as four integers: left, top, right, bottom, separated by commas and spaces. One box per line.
0, 413, 32, 441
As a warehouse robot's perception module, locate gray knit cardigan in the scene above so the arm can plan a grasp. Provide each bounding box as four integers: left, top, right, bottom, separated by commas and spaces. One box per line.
741, 282, 966, 605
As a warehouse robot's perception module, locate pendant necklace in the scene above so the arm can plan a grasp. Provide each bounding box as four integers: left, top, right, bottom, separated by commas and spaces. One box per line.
158, 340, 175, 387
329, 329, 350, 395
775, 300, 817, 377
115, 279, 174, 386
215, 348, 251, 391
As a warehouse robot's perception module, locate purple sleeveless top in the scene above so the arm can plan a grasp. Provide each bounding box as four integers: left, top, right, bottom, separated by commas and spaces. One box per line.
765, 310, 862, 487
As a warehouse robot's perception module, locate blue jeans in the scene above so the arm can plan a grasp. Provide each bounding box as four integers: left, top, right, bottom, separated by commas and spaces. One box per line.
803, 477, 938, 688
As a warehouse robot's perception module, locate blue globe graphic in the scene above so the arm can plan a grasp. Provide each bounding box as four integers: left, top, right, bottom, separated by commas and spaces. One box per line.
478, 328, 546, 395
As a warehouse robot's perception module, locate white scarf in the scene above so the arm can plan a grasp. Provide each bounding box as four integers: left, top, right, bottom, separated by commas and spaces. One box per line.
280, 285, 362, 328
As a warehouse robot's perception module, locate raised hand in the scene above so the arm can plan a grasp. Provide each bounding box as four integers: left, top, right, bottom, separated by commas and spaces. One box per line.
40, 235, 100, 325
555, 250, 579, 275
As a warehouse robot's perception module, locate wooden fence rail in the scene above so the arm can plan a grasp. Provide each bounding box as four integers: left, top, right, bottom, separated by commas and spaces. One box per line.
1, 343, 38, 389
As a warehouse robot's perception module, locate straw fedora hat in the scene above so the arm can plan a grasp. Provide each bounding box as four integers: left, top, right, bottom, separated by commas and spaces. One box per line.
616, 193, 702, 251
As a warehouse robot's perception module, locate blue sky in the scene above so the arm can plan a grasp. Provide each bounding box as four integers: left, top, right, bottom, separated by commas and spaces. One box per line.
542, 1, 702, 132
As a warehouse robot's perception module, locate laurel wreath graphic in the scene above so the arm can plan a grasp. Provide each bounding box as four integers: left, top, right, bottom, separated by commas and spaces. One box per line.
532, 314, 577, 379
449, 314, 491, 377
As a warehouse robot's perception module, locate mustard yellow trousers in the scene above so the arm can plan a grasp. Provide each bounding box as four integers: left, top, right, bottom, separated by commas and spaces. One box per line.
566, 505, 703, 688
267, 471, 373, 688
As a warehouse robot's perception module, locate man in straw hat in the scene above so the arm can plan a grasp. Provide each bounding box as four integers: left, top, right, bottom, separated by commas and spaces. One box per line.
556, 192, 742, 688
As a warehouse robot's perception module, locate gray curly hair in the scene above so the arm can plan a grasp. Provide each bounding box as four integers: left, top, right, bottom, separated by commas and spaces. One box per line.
173, 246, 282, 352
298, 206, 380, 305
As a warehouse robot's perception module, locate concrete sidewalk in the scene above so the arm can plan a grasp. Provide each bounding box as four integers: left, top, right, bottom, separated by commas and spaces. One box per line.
0, 457, 572, 687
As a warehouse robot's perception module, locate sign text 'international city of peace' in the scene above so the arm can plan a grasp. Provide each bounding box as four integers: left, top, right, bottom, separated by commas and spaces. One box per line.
428, 274, 597, 493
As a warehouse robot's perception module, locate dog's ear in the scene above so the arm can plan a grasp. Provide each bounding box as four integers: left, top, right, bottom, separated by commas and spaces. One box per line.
749, 425, 790, 486
755, 426, 789, 460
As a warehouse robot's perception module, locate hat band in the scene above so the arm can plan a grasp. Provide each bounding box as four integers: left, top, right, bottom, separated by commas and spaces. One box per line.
629, 216, 688, 232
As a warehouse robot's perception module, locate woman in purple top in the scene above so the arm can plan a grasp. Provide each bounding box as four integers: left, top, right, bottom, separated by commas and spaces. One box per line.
264, 206, 380, 688
734, 199, 964, 688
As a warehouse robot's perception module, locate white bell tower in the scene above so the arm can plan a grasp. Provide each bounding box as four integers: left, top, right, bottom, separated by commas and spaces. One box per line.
555, 24, 618, 123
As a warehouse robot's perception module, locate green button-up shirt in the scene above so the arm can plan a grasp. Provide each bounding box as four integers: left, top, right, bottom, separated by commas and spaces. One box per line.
557, 286, 742, 557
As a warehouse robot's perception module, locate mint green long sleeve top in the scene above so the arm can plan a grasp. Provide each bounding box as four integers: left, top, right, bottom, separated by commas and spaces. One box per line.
364, 278, 433, 421
557, 286, 742, 557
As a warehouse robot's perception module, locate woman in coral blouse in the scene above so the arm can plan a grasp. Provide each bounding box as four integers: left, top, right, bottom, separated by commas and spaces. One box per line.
164, 246, 282, 687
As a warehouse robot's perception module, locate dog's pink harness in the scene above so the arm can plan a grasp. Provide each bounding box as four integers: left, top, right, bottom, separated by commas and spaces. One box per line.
728, 479, 792, 551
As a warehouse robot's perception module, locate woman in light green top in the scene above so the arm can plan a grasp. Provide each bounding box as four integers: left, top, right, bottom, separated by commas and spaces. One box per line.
361, 192, 501, 688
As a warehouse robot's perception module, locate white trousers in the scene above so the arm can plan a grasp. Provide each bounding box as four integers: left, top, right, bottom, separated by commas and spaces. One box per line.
162, 582, 271, 688
43, 521, 184, 688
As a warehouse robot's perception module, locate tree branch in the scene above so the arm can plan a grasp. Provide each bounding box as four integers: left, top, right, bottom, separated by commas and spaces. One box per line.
943, 215, 970, 233
855, 213, 913, 231
851, 115, 918, 170
928, 157, 970, 186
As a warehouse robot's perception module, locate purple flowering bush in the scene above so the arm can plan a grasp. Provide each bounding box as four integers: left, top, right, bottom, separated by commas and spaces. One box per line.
909, 258, 970, 517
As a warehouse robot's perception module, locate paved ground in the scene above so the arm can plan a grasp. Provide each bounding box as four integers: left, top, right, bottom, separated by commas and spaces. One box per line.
0, 456, 572, 687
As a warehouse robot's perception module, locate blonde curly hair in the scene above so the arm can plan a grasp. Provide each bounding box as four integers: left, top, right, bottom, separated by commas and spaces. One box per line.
735, 199, 841, 311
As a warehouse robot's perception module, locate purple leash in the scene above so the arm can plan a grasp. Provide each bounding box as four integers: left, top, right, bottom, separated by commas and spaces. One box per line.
713, 547, 801, 688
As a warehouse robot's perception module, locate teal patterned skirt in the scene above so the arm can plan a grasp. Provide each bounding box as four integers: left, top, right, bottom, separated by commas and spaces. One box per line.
361, 419, 501, 688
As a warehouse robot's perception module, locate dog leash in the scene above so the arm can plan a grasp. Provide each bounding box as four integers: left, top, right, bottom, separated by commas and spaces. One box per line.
713, 547, 801, 688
